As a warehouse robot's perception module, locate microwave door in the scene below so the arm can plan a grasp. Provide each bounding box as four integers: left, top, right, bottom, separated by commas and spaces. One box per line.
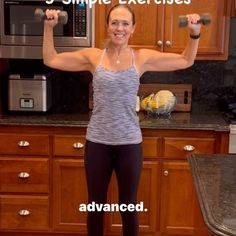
1, 3, 64, 46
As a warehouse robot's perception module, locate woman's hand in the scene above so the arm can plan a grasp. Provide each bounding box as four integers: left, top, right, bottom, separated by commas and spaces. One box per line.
186, 13, 201, 35
44, 9, 61, 28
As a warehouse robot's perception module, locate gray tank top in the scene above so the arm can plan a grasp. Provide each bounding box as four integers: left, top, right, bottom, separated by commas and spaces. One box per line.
86, 49, 142, 145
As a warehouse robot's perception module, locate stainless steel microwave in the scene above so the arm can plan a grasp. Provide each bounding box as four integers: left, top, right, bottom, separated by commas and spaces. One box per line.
0, 0, 95, 59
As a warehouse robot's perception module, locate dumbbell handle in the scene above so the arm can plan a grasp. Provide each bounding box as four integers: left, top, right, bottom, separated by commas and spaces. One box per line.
34, 8, 68, 25
179, 13, 211, 27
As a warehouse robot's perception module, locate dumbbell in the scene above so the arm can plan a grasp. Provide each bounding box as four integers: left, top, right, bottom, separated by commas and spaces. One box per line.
34, 8, 68, 25
179, 13, 211, 27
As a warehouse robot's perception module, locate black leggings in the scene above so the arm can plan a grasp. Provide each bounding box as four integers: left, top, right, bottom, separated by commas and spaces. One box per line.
84, 140, 143, 236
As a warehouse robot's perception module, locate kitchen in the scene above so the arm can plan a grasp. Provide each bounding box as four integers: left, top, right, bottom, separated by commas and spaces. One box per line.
0, 1, 235, 236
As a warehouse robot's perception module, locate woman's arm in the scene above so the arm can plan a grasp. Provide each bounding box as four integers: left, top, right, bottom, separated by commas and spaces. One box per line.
139, 14, 201, 74
42, 9, 95, 72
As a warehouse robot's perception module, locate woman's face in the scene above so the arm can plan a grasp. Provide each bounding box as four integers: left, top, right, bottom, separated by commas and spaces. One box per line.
107, 7, 135, 47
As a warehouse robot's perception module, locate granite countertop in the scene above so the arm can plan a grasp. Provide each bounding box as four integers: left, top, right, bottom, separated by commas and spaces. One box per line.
189, 154, 236, 236
0, 111, 230, 131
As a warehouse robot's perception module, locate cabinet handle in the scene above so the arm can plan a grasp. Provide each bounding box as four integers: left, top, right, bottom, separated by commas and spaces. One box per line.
157, 40, 163, 47
18, 172, 30, 179
73, 142, 84, 149
18, 141, 30, 147
18, 209, 30, 216
183, 145, 195, 152
165, 40, 171, 47
163, 170, 169, 176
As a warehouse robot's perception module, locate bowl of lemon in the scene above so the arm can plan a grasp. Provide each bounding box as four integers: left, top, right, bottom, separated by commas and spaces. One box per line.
140, 90, 177, 117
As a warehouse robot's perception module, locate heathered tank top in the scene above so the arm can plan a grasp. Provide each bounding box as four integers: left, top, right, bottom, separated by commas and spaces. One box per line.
86, 48, 142, 145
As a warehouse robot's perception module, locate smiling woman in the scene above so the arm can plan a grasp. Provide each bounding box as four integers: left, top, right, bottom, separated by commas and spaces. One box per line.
42, 4, 201, 236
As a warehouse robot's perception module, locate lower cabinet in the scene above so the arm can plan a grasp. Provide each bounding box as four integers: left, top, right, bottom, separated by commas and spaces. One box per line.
106, 161, 161, 235
0, 126, 229, 236
160, 161, 197, 235
0, 195, 49, 231
52, 159, 87, 233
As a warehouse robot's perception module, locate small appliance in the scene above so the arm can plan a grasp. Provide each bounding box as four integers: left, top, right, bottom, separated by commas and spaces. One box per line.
8, 74, 52, 112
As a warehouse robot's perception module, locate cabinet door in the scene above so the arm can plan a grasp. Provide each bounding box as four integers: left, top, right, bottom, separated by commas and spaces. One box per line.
95, 0, 230, 60
164, 0, 230, 59
95, 2, 164, 50
52, 159, 87, 233
160, 161, 213, 236
106, 161, 160, 235
0, 157, 49, 193
160, 161, 196, 235
0, 195, 49, 231
163, 137, 215, 159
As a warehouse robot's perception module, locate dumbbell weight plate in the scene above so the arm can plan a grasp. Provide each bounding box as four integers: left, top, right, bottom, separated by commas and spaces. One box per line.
34, 8, 68, 25
178, 13, 211, 27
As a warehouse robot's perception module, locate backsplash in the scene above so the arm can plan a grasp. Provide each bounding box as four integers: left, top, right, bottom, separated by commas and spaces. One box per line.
2, 58, 235, 114
141, 58, 236, 113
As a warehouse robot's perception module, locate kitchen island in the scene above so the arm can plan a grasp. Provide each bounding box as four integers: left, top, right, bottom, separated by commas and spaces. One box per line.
189, 154, 236, 236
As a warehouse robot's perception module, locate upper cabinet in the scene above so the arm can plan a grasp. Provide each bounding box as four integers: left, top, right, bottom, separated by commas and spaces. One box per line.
95, 0, 232, 60
231, 0, 236, 16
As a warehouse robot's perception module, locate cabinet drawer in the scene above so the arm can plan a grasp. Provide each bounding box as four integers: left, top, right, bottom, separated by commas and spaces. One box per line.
163, 137, 215, 159
142, 137, 159, 158
0, 158, 49, 193
0, 195, 49, 230
53, 135, 86, 157
0, 134, 49, 156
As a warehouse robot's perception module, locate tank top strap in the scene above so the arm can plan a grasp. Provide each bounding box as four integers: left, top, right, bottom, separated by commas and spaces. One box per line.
131, 48, 137, 70
98, 49, 106, 66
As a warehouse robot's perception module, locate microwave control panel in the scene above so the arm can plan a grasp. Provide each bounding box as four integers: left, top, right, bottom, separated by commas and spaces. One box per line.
74, 3, 87, 37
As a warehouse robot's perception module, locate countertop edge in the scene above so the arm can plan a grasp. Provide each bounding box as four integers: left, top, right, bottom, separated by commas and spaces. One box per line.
189, 155, 236, 236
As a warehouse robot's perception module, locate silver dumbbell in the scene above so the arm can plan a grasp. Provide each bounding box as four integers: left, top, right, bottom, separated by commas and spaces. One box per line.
179, 13, 211, 27
34, 8, 68, 25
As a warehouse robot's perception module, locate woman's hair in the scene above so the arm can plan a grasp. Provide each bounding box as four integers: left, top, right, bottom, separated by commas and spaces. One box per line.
106, 4, 136, 25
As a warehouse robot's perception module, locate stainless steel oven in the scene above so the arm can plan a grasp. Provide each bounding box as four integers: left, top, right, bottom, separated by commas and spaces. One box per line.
229, 124, 236, 154
0, 0, 94, 59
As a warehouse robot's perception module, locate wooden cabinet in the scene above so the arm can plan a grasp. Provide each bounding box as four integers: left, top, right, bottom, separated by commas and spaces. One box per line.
106, 161, 161, 235
52, 159, 87, 233
0, 126, 229, 236
0, 132, 50, 232
95, 0, 231, 60
52, 134, 87, 233
160, 161, 196, 235
163, 137, 216, 158
231, 0, 236, 16
0, 195, 49, 231
159, 132, 218, 236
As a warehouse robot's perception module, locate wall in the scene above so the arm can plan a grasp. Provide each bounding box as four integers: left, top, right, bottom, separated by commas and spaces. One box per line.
1, 19, 236, 115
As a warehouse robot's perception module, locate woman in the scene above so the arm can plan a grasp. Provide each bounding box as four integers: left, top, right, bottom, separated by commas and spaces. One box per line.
43, 4, 201, 236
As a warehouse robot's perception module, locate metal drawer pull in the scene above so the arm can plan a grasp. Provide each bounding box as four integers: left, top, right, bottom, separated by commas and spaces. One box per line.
165, 40, 172, 47
157, 40, 163, 47
18, 172, 30, 179
18, 209, 30, 216
183, 145, 195, 152
18, 141, 30, 147
73, 142, 84, 149
163, 170, 169, 176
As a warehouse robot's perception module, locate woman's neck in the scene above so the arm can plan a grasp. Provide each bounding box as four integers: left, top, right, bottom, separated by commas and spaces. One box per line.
106, 45, 130, 64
